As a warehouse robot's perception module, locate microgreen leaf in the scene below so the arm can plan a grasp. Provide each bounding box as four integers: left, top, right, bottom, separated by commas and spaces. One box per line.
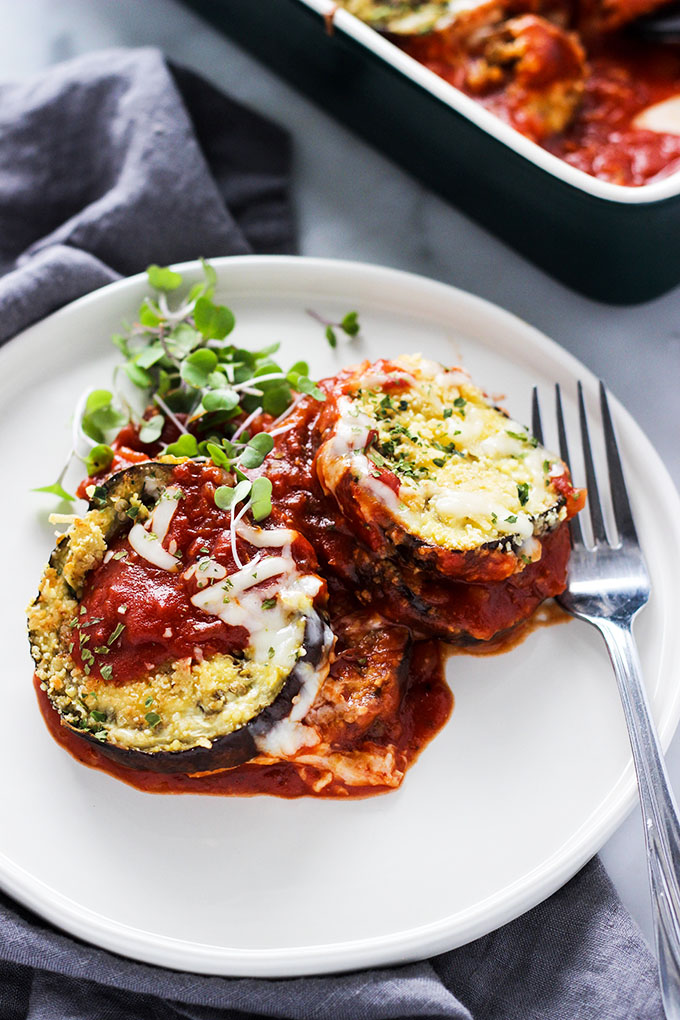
206, 441, 230, 468
86, 444, 114, 475
33, 482, 76, 502
81, 392, 128, 442
214, 485, 236, 510
207, 371, 228, 389
85, 390, 114, 414
147, 264, 182, 291
202, 388, 239, 413
124, 362, 152, 389
261, 381, 293, 416
135, 344, 165, 369
180, 348, 218, 388
165, 433, 199, 457
256, 342, 280, 357
111, 333, 129, 357
193, 296, 235, 340
293, 375, 326, 401
214, 478, 252, 510
138, 414, 165, 444
138, 299, 161, 328
340, 311, 360, 337
239, 432, 274, 468
233, 479, 252, 504
167, 323, 202, 357
325, 325, 337, 348
157, 369, 171, 397
250, 476, 273, 521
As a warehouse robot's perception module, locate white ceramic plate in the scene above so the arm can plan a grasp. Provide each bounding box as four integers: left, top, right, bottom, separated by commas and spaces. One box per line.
2, 256, 680, 977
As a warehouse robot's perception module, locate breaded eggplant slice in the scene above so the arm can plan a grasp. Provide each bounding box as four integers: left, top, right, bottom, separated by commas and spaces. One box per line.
351, 518, 572, 641
314, 354, 584, 584
28, 461, 333, 773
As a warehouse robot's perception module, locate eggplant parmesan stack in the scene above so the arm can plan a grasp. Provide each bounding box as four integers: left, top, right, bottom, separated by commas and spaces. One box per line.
313, 355, 585, 642
28, 460, 335, 773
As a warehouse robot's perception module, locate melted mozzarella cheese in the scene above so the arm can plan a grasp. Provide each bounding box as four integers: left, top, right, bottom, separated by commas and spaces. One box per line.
128, 523, 179, 570
634, 96, 680, 135
189, 521, 324, 670
127, 485, 182, 571
236, 521, 297, 547
318, 354, 567, 552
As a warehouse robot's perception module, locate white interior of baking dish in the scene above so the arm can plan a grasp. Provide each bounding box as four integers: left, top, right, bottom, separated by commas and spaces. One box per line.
303, 0, 680, 204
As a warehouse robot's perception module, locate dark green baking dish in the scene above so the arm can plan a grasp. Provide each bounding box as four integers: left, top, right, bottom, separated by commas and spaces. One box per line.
180, 0, 680, 305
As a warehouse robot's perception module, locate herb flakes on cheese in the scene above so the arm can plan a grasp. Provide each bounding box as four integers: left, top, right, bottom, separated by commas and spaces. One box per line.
339, 354, 567, 552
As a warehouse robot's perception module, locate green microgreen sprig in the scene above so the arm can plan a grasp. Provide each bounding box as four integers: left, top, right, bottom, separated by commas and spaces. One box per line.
37, 259, 329, 507
306, 308, 361, 348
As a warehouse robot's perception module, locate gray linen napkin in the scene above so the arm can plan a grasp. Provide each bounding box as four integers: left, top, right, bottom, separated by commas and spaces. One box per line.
0, 46, 294, 342
0, 47, 664, 1020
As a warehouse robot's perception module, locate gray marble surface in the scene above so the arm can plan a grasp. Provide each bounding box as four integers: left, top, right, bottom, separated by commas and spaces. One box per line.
2, 0, 679, 958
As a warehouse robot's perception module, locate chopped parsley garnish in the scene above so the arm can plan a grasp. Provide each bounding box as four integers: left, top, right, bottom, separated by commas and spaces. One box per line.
262, 598, 277, 610
505, 515, 518, 524
443, 408, 453, 418
100, 664, 114, 681
107, 622, 125, 646
517, 482, 530, 506
145, 712, 161, 729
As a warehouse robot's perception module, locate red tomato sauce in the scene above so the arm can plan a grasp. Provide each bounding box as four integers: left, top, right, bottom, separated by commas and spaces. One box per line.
547, 42, 680, 184
35, 639, 451, 799
72, 460, 319, 686
402, 31, 680, 186
40, 367, 578, 798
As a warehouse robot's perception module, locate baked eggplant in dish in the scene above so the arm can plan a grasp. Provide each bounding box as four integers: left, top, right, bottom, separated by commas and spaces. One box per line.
337, 0, 680, 185
28, 460, 334, 773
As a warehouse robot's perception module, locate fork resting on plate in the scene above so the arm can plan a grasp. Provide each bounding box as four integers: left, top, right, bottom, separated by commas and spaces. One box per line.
533, 381, 680, 1020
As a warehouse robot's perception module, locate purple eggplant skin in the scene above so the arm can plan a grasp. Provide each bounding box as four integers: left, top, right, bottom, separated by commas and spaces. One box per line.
72, 615, 334, 774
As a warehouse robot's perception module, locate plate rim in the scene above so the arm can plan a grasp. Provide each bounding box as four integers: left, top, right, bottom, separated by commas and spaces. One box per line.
3, 254, 680, 977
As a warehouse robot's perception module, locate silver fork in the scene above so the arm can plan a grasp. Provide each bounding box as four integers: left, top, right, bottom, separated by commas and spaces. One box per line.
533, 381, 680, 1020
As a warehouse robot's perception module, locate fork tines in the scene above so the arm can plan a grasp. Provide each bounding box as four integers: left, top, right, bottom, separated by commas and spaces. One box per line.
531, 381, 638, 548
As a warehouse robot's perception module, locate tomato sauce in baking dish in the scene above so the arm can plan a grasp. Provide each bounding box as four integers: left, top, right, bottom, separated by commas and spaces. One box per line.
339, 0, 680, 185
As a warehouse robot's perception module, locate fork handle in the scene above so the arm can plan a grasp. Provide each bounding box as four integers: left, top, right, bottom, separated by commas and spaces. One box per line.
597, 617, 680, 1019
